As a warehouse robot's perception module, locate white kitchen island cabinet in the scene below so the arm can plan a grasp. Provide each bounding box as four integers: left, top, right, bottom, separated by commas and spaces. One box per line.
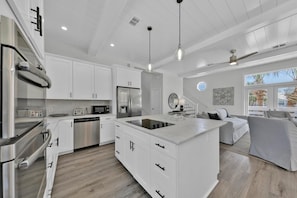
114, 115, 226, 198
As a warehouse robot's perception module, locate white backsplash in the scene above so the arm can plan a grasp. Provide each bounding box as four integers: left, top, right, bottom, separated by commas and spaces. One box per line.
46, 99, 111, 116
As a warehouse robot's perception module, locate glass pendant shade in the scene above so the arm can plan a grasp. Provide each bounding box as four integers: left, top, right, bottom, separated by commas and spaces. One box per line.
176, 45, 184, 61
148, 63, 152, 71
176, 0, 184, 61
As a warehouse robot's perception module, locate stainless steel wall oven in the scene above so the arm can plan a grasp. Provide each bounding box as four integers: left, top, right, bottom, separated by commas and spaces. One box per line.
0, 15, 51, 198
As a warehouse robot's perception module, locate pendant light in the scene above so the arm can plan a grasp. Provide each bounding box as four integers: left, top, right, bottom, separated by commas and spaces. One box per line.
176, 0, 184, 61
147, 26, 152, 72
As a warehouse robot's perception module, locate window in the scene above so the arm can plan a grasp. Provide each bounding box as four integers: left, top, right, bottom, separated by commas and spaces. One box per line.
245, 68, 297, 86
277, 86, 297, 108
244, 67, 297, 116
197, 81, 207, 91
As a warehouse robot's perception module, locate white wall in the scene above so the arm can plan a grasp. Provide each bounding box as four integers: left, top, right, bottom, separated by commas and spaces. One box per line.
183, 58, 297, 115
158, 69, 183, 114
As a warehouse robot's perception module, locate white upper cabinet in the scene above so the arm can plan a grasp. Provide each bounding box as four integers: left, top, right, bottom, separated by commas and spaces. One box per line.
45, 55, 73, 99
7, 0, 44, 58
116, 68, 141, 88
73, 62, 112, 100
94, 66, 112, 100
45, 54, 112, 100
73, 62, 94, 100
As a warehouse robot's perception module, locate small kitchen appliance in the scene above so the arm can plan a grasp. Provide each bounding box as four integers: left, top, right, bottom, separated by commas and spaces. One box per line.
73, 108, 85, 116
92, 105, 110, 114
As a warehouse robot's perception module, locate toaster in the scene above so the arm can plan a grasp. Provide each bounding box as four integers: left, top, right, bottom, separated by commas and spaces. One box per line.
73, 108, 84, 116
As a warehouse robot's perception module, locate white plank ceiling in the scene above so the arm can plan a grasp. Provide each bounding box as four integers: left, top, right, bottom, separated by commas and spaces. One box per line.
44, 0, 297, 78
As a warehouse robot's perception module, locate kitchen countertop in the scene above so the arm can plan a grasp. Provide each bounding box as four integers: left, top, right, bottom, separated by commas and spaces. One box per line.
115, 114, 226, 145
46, 113, 116, 122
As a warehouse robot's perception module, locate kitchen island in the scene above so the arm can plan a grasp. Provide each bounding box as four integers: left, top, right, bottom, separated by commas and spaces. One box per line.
114, 114, 226, 198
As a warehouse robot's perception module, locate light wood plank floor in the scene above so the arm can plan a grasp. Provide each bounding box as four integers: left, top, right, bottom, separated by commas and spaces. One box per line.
52, 143, 297, 198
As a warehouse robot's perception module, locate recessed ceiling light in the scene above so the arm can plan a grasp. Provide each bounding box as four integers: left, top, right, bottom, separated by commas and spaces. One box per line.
110, 43, 115, 47
61, 26, 68, 31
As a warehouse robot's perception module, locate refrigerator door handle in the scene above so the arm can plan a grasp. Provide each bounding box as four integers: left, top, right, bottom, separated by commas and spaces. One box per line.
128, 95, 132, 116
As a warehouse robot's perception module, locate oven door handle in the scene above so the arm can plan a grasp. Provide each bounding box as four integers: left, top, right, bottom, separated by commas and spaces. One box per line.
17, 61, 52, 88
18, 130, 52, 170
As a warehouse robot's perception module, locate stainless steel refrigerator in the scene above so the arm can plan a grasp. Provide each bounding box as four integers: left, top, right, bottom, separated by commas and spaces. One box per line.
117, 86, 142, 118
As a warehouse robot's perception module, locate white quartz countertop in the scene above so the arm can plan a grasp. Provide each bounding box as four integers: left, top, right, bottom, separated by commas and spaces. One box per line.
115, 114, 226, 145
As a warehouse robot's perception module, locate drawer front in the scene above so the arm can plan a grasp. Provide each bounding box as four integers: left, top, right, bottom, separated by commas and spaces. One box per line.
151, 150, 176, 179
100, 116, 115, 122
150, 136, 177, 158
150, 169, 176, 198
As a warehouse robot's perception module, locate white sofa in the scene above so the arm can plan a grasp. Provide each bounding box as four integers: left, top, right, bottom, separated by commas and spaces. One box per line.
199, 108, 249, 145
248, 116, 297, 171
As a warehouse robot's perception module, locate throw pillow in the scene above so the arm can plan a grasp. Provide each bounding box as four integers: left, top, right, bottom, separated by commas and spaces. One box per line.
208, 113, 221, 120
216, 108, 228, 120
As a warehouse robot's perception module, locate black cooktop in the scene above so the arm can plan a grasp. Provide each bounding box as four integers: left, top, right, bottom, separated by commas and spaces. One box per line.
127, 119, 174, 130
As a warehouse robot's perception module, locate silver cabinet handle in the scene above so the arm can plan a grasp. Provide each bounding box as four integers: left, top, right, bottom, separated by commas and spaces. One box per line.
18, 130, 52, 169
70, 92, 72, 98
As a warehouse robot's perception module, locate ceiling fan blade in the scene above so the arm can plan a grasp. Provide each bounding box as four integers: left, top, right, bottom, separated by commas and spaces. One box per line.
237, 51, 258, 61
206, 61, 227, 66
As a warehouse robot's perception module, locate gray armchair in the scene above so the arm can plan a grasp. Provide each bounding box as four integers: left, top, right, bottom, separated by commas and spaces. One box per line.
248, 116, 297, 171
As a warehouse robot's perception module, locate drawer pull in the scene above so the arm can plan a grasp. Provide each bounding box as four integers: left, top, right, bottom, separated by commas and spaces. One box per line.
48, 143, 53, 147
156, 190, 165, 198
116, 150, 120, 154
116, 136, 120, 139
48, 161, 53, 168
155, 163, 165, 171
155, 143, 165, 149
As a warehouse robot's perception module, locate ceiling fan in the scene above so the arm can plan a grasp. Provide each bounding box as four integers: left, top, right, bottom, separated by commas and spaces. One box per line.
202, 49, 258, 67
229, 49, 258, 65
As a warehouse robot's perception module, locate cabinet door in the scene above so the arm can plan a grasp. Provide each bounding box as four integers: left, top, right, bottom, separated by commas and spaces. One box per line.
133, 134, 150, 190
7, 0, 44, 58
45, 121, 59, 197
123, 131, 134, 173
58, 119, 74, 155
73, 62, 94, 99
94, 66, 112, 100
45, 55, 73, 99
116, 68, 141, 88
100, 117, 115, 145
30, 0, 44, 55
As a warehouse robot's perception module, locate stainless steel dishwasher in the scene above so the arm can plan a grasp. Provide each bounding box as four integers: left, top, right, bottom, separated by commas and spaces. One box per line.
74, 117, 100, 150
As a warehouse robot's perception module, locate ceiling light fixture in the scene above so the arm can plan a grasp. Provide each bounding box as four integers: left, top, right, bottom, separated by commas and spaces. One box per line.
229, 49, 237, 65
61, 26, 68, 31
147, 26, 152, 72
110, 43, 115, 47
176, 0, 184, 61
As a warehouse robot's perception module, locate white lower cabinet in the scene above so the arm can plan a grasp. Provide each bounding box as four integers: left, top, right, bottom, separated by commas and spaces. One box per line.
45, 121, 59, 198
58, 119, 74, 155
44, 118, 74, 197
115, 121, 220, 198
100, 115, 116, 145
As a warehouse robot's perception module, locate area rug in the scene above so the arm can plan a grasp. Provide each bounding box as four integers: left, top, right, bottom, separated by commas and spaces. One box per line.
220, 132, 250, 156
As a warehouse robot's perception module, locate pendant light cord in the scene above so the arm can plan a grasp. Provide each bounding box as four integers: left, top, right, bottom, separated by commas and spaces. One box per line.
147, 26, 152, 67
149, 28, 151, 64
178, 2, 181, 47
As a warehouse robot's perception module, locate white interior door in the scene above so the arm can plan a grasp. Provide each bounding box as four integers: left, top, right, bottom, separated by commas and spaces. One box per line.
150, 88, 162, 115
